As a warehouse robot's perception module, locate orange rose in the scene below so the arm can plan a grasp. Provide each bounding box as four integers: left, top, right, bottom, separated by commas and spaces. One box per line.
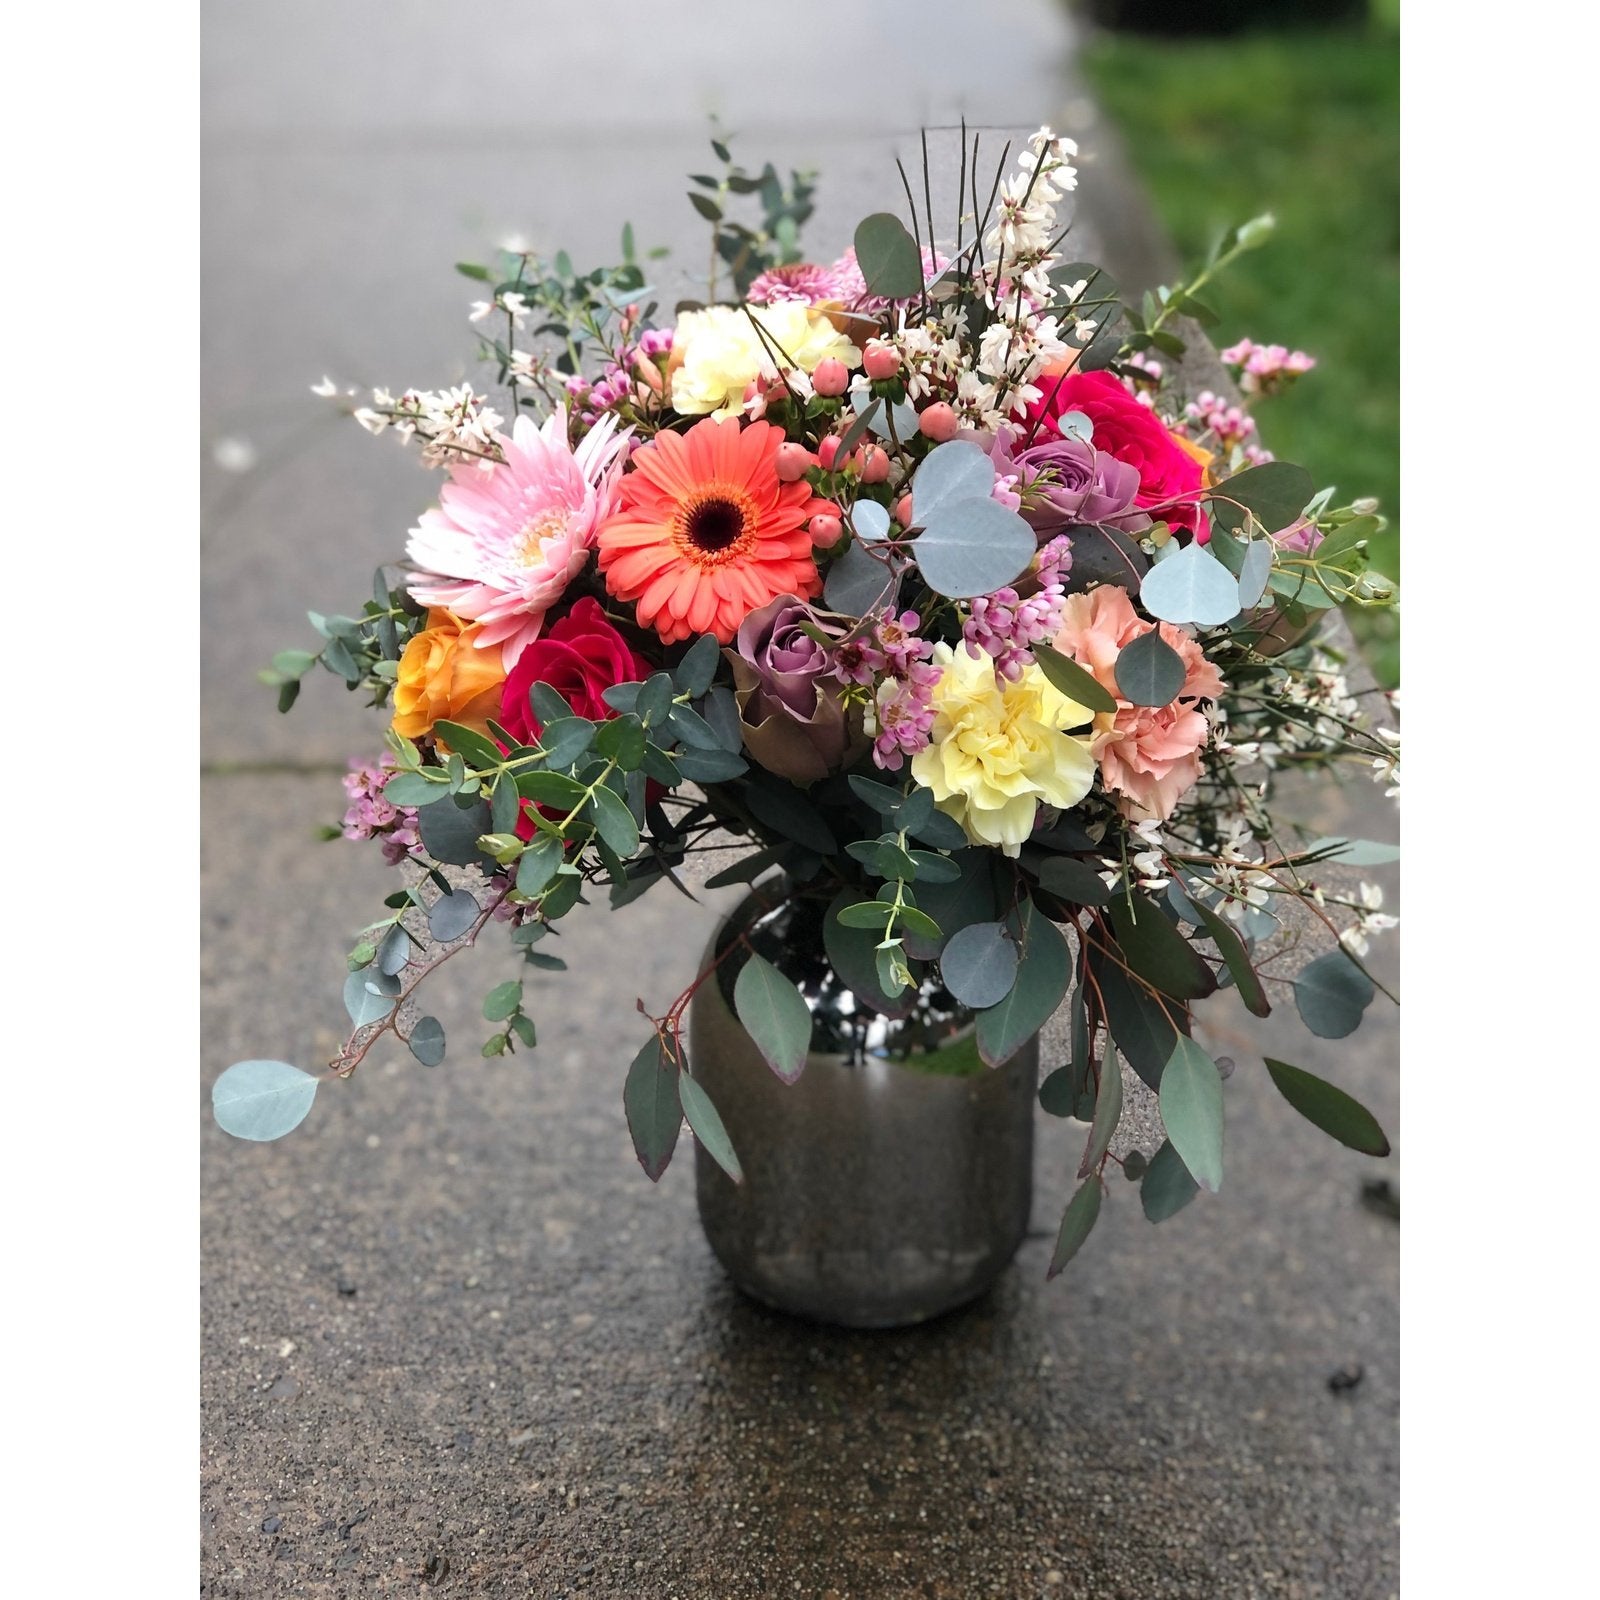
392, 609, 506, 745
1170, 429, 1217, 487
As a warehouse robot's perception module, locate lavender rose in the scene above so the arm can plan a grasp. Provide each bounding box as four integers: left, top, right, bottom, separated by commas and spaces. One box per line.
987, 424, 1149, 539
726, 595, 870, 784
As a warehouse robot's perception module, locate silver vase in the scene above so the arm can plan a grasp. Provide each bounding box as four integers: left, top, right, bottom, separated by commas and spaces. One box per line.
688, 890, 1038, 1328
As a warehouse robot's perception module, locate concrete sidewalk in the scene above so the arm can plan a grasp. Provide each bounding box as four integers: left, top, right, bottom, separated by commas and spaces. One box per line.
201, 5, 1398, 1594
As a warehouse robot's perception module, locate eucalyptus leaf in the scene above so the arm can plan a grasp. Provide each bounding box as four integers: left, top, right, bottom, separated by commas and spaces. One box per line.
1033, 856, 1111, 908
343, 969, 396, 1029
1088, 947, 1188, 1089
212, 1059, 319, 1142
483, 979, 523, 1022
823, 540, 895, 616
1294, 950, 1376, 1039
1078, 1050, 1124, 1179
853, 500, 892, 542
680, 1073, 744, 1184
385, 772, 453, 810
976, 905, 1070, 1068
1210, 461, 1314, 536
1140, 1139, 1200, 1223
377, 924, 411, 977
853, 211, 923, 299
1139, 540, 1242, 627
408, 1016, 446, 1067
915, 496, 1036, 599
940, 920, 1020, 1009
1045, 1176, 1102, 1280
1108, 892, 1216, 1001
909, 440, 995, 523
589, 785, 641, 857
673, 746, 748, 783
1031, 642, 1118, 715
1237, 539, 1274, 610
1303, 836, 1400, 867
1159, 1035, 1225, 1193
516, 835, 563, 897
428, 889, 480, 943
672, 633, 721, 698
416, 795, 494, 867
1264, 1057, 1391, 1156
623, 1035, 681, 1182
1114, 627, 1186, 708
1190, 899, 1270, 1018
734, 952, 812, 1084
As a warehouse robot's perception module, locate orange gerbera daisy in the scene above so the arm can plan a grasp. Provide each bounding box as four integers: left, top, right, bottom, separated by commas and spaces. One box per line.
596, 416, 826, 644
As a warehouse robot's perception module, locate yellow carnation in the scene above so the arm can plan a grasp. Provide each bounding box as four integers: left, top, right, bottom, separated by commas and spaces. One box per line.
670, 302, 859, 418
910, 644, 1097, 857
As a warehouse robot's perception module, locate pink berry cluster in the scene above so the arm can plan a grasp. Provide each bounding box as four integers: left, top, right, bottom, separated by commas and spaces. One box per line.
960, 535, 1074, 682
341, 756, 422, 865
1219, 338, 1315, 396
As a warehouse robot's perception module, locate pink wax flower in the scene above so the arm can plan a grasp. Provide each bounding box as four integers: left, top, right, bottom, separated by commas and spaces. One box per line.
1021, 370, 1209, 542
407, 407, 629, 670
1053, 586, 1224, 822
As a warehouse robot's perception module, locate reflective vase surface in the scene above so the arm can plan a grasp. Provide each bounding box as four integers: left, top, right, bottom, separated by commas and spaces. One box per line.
689, 890, 1038, 1328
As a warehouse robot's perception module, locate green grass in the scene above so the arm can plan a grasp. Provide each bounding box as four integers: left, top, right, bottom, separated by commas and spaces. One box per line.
1082, 18, 1399, 683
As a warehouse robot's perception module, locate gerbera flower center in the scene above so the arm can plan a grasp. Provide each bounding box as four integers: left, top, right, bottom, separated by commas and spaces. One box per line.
673, 485, 758, 566
513, 508, 571, 567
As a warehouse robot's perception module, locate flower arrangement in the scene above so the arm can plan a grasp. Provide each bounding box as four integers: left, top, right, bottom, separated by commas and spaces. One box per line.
217, 127, 1399, 1276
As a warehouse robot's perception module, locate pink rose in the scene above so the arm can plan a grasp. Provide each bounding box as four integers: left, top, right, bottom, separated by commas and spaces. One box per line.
1052, 586, 1224, 822
1022, 371, 1209, 542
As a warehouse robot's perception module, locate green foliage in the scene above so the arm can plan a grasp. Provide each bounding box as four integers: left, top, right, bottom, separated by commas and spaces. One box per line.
679, 1073, 744, 1184
624, 1035, 681, 1181
1159, 1036, 1226, 1193
976, 903, 1070, 1068
733, 951, 813, 1084
1294, 949, 1376, 1038
1084, 22, 1400, 682
212, 1060, 319, 1142
1046, 1177, 1102, 1280
1264, 1057, 1391, 1155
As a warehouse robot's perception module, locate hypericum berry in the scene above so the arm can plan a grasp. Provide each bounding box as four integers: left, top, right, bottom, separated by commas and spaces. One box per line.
855, 444, 891, 484
862, 341, 900, 381
817, 434, 843, 470
775, 442, 815, 482
809, 512, 845, 549
812, 358, 850, 397
894, 493, 915, 528
918, 402, 958, 442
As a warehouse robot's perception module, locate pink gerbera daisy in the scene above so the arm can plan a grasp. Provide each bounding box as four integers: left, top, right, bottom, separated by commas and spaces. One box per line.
406, 408, 629, 669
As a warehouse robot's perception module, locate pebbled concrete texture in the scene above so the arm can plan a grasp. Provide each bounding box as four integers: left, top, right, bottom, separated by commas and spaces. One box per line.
201, 4, 1398, 1595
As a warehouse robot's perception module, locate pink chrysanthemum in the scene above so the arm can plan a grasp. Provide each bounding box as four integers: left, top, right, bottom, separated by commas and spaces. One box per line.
406, 408, 629, 670
746, 262, 848, 308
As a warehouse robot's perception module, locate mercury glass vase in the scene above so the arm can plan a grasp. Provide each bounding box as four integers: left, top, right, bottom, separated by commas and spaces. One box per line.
688, 889, 1038, 1328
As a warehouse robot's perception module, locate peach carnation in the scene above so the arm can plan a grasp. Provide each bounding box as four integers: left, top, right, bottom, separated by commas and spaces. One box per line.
1052, 586, 1224, 822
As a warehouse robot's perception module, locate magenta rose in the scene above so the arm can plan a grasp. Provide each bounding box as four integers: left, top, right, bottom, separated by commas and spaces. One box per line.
1022, 370, 1209, 541
498, 595, 652, 744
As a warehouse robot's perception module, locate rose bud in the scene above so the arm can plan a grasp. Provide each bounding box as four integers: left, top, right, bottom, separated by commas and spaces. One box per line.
862, 341, 900, 381
918, 402, 958, 442
775, 442, 816, 482
812, 357, 850, 397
